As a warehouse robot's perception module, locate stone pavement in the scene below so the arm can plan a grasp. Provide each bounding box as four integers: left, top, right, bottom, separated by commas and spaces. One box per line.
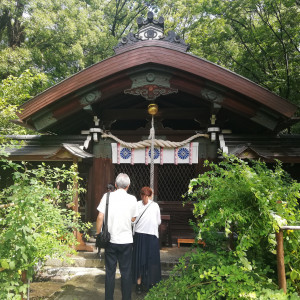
29, 246, 191, 299
49, 271, 145, 300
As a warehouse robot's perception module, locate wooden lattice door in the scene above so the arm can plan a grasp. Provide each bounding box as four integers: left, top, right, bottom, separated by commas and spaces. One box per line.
114, 164, 197, 245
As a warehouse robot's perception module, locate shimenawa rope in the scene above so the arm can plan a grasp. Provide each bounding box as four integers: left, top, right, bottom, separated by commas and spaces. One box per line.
101, 132, 209, 149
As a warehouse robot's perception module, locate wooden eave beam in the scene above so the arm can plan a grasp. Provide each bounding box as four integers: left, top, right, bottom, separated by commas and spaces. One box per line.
100, 108, 210, 121
110, 129, 204, 138
5, 156, 75, 161
170, 75, 279, 128
27, 75, 132, 131
5, 148, 84, 162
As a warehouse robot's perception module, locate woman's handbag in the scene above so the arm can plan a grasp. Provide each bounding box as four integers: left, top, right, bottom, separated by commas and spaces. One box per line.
96, 192, 111, 250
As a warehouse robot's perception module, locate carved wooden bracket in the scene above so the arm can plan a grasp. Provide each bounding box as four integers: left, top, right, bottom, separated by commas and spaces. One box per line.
124, 84, 178, 101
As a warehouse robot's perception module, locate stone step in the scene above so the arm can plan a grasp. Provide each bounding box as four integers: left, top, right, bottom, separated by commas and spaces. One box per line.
36, 266, 106, 283
44, 254, 104, 268
44, 245, 186, 268
44, 252, 177, 270
37, 266, 174, 283
41, 246, 190, 282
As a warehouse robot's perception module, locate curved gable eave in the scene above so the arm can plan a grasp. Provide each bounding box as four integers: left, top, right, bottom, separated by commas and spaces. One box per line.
18, 44, 298, 125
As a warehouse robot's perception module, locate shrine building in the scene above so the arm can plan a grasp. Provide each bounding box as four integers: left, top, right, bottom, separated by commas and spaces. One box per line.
5, 12, 300, 247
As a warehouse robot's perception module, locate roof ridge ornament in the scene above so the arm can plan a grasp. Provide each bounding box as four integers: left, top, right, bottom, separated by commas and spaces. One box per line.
136, 11, 164, 40
137, 12, 164, 30
114, 11, 190, 54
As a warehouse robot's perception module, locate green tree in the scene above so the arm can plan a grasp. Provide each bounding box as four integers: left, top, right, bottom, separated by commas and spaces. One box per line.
160, 0, 300, 105
101, 0, 160, 38
0, 0, 112, 81
0, 0, 160, 82
0, 70, 50, 137
189, 156, 300, 265
0, 160, 88, 299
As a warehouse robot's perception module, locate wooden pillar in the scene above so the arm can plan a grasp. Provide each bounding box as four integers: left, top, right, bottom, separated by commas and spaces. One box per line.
86, 164, 94, 222
73, 160, 79, 212
89, 157, 113, 222
276, 230, 287, 293
73, 159, 93, 252
20, 271, 27, 300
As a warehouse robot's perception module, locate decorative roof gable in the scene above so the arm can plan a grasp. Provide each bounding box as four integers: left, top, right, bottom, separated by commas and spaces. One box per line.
114, 11, 189, 54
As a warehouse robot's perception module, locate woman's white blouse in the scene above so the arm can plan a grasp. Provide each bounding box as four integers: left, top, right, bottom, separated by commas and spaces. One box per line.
134, 200, 161, 238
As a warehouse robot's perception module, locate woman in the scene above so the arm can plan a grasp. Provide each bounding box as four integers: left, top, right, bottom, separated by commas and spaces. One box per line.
132, 186, 161, 294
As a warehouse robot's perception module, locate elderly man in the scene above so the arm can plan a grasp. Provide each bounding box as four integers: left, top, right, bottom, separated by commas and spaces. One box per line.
96, 173, 138, 300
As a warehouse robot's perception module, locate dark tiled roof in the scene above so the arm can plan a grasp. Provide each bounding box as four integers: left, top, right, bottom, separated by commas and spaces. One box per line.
4, 135, 93, 160
223, 134, 300, 162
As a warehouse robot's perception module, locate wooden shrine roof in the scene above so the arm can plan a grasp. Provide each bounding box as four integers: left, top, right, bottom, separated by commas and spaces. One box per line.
15, 12, 299, 136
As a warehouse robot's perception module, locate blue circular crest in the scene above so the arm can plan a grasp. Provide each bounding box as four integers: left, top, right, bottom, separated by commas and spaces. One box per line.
148, 148, 160, 159
120, 148, 131, 159
178, 147, 189, 160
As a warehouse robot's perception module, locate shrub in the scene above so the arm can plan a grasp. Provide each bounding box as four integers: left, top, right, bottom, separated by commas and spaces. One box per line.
147, 155, 300, 298
0, 160, 89, 299
146, 250, 299, 299
189, 156, 300, 294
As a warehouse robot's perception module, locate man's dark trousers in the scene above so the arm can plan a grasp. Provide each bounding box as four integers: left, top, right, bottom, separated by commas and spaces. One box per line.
105, 243, 133, 300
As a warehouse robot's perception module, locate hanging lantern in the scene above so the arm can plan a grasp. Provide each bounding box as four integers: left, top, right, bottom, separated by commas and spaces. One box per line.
148, 103, 158, 116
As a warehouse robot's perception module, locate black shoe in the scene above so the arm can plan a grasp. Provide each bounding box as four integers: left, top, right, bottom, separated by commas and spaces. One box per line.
136, 284, 142, 295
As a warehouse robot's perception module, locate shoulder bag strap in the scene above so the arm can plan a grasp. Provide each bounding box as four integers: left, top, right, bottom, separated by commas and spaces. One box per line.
135, 201, 153, 226
103, 191, 110, 233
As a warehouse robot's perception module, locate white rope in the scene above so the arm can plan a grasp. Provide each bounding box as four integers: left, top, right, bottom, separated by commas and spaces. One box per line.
150, 116, 155, 192
101, 132, 209, 149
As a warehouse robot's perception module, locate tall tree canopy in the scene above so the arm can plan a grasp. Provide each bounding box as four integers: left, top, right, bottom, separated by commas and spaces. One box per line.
160, 0, 300, 105
0, 0, 160, 81
0, 0, 299, 135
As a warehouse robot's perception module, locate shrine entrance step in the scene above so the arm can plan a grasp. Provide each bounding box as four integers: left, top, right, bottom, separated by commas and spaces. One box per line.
177, 238, 206, 248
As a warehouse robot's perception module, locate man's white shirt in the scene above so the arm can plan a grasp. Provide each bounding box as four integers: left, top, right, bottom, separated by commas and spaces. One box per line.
97, 189, 138, 244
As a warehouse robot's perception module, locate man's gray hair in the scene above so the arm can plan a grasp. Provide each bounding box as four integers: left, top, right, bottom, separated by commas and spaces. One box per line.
115, 173, 130, 189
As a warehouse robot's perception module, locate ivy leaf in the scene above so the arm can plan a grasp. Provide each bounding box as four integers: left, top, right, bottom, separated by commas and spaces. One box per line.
290, 269, 299, 281
9, 260, 15, 270
240, 256, 252, 271
0, 259, 9, 269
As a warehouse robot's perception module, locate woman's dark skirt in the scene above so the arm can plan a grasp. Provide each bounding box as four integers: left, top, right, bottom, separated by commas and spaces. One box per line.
132, 232, 161, 290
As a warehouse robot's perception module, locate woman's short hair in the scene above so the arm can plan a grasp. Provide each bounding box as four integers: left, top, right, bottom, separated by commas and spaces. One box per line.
140, 186, 153, 197
115, 173, 130, 189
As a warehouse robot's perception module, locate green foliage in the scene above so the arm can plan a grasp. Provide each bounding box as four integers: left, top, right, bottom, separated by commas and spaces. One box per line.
160, 0, 300, 105
188, 155, 300, 293
146, 250, 299, 299
24, 0, 115, 80
0, 160, 90, 299
0, 69, 50, 136
148, 155, 300, 298
101, 0, 160, 38
0, 0, 110, 80
0, 0, 160, 82
0, 48, 33, 79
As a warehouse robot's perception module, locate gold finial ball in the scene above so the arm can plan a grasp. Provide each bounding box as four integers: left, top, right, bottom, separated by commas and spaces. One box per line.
148, 103, 158, 116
